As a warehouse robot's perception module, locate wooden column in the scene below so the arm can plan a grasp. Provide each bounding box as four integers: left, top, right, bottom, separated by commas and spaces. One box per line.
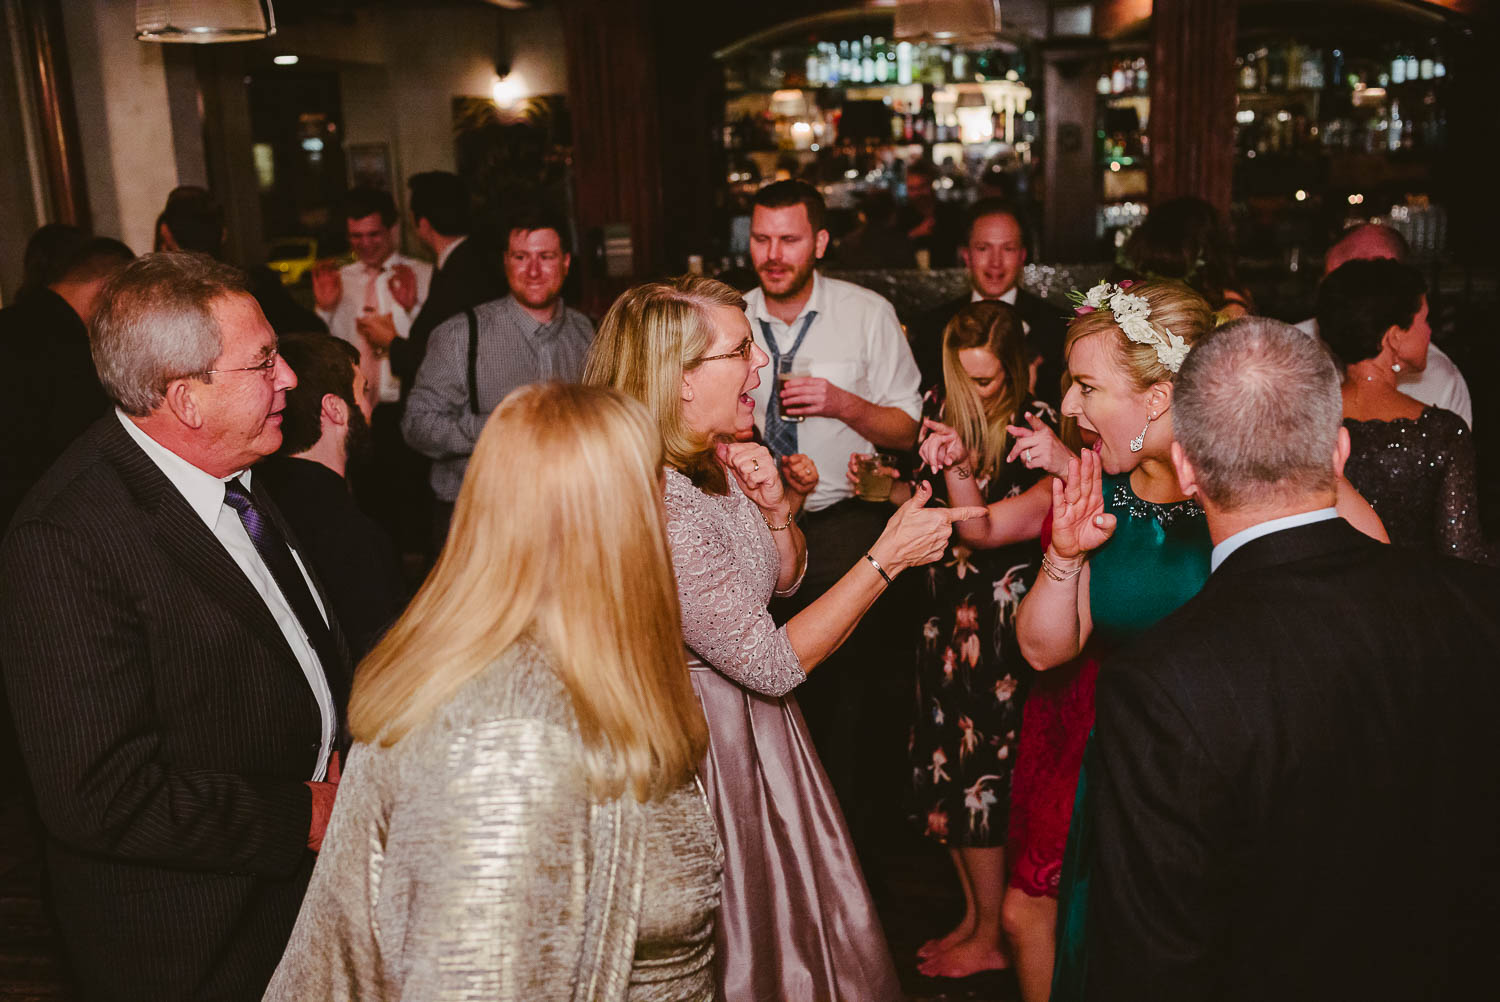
1147, 0, 1237, 214
562, 0, 665, 315
17, 0, 90, 228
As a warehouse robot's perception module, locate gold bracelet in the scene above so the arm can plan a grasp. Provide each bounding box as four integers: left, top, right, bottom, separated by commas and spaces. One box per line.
762, 509, 793, 532
863, 551, 893, 585
1040, 553, 1084, 582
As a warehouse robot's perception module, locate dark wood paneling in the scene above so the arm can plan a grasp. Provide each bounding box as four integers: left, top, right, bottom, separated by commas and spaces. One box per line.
19, 0, 89, 229
1149, 0, 1238, 214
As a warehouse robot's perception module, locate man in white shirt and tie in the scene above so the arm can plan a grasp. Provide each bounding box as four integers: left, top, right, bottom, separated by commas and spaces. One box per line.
744, 179, 923, 839
312, 187, 433, 556
0, 253, 352, 1001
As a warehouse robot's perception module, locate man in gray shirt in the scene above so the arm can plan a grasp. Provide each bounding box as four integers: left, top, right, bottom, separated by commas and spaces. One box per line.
403, 209, 593, 543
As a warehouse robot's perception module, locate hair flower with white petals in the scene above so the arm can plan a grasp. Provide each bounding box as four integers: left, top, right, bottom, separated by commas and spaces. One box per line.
1066, 280, 1189, 373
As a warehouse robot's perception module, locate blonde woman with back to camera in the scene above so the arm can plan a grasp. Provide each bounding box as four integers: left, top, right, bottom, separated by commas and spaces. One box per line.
264, 383, 722, 1002
585, 275, 986, 1001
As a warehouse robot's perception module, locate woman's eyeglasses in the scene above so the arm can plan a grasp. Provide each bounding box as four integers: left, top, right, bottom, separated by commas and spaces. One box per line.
694, 337, 755, 364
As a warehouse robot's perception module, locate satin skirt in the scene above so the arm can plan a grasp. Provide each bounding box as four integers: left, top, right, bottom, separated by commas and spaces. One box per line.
690, 665, 903, 1002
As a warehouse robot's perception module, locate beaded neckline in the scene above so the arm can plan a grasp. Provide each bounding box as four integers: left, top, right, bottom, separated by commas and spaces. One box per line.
1107, 478, 1204, 527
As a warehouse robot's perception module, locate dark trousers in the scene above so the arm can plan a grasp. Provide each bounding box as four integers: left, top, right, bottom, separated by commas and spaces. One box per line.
772, 498, 917, 860
352, 403, 431, 564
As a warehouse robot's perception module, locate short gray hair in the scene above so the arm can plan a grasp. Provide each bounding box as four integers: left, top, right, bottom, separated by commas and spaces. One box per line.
91, 253, 248, 416
1173, 317, 1343, 512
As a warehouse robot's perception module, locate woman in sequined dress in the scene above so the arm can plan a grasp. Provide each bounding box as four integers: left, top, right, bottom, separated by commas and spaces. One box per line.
266, 384, 722, 1001
1318, 258, 1494, 564
583, 276, 985, 1002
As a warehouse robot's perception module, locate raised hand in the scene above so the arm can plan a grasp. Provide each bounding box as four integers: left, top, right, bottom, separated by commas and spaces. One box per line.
918, 416, 969, 474
1048, 449, 1116, 560
781, 453, 819, 499
868, 480, 988, 574
1005, 411, 1075, 478
311, 261, 343, 312
387, 263, 418, 311
717, 441, 785, 513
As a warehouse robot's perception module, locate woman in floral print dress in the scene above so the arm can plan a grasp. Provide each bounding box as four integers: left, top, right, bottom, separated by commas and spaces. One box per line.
879, 300, 1068, 979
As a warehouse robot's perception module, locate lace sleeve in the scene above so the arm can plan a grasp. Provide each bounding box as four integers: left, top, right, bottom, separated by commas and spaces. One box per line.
664, 480, 807, 697
1433, 412, 1497, 566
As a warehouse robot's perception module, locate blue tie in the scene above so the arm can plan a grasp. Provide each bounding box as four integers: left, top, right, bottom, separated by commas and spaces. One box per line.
761, 310, 817, 460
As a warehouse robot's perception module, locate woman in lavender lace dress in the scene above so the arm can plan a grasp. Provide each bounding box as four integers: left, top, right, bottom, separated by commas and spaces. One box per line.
585, 276, 985, 1002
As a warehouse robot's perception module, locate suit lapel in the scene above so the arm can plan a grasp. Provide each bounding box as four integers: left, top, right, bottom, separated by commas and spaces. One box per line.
102, 420, 305, 671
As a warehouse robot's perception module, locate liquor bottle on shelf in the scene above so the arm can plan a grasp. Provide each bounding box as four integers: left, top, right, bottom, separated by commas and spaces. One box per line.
1239, 53, 1258, 92
1111, 59, 1127, 93
897, 41, 913, 85
862, 35, 876, 82
1134, 57, 1148, 93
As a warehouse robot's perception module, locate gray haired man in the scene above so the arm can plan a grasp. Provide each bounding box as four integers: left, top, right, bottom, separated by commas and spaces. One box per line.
1084, 318, 1500, 1001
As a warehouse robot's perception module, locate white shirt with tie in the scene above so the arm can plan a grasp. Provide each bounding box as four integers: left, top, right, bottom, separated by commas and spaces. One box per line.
318, 252, 433, 404
115, 410, 337, 781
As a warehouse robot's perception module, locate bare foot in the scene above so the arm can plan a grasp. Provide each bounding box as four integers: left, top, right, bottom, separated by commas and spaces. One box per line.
916, 920, 975, 960
917, 937, 1012, 979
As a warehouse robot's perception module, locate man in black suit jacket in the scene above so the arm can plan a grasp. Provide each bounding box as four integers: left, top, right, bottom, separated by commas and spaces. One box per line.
392, 170, 507, 392
907, 198, 1067, 404
257, 333, 407, 658
0, 254, 352, 1001
0, 237, 135, 531
1086, 318, 1500, 1001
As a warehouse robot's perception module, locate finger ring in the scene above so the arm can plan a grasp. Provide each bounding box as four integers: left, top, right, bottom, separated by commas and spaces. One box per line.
1024, 448, 1033, 463
752, 458, 760, 472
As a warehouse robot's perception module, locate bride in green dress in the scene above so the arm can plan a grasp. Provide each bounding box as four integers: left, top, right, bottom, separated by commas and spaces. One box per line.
1012, 280, 1388, 1002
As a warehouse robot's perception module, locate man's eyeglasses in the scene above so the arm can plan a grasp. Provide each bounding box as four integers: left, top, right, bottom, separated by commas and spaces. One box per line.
195, 349, 280, 381
694, 337, 755, 365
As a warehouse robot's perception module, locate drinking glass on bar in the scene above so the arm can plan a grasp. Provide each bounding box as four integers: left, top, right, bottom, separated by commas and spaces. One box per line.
777, 357, 808, 423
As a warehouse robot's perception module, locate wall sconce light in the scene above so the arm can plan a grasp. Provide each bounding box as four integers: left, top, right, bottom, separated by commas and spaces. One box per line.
492, 70, 525, 107
136, 0, 276, 42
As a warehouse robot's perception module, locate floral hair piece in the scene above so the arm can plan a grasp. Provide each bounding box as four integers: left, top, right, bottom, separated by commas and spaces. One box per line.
1066, 280, 1189, 373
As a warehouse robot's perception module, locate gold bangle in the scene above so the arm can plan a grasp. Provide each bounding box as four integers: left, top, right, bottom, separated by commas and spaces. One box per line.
1040, 553, 1084, 582
762, 509, 793, 532
864, 551, 893, 585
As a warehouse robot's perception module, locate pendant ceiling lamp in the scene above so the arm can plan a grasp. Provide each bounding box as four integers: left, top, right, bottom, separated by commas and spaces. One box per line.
135, 0, 277, 43
892, 0, 1001, 44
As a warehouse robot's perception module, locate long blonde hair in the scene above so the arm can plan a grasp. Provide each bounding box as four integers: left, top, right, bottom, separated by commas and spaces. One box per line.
941, 300, 1030, 481
1064, 279, 1213, 390
349, 382, 708, 803
583, 275, 746, 495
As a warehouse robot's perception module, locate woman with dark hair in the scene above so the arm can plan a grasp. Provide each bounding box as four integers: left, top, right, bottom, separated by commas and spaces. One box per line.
1118, 197, 1253, 321
1319, 258, 1492, 563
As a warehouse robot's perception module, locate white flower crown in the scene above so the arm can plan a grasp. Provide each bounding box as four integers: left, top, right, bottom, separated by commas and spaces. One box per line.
1069, 280, 1189, 373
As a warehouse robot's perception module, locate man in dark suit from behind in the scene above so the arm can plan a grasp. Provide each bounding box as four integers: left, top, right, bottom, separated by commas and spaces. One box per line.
907, 198, 1066, 405
0, 236, 135, 531
0, 254, 351, 1001
257, 333, 408, 658
1087, 318, 1500, 1001
156, 185, 328, 337
394, 170, 507, 393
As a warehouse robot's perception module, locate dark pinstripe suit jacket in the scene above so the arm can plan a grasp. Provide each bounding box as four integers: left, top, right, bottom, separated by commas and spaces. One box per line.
1087, 518, 1500, 1002
0, 416, 353, 1002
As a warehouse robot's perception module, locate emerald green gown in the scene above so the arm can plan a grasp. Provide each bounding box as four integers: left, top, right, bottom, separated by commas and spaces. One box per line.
1051, 472, 1211, 1001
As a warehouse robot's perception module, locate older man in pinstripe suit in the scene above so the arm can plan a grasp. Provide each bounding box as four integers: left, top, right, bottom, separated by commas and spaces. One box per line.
0, 254, 352, 1002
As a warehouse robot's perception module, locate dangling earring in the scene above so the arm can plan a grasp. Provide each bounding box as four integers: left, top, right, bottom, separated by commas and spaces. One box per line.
1129, 413, 1153, 453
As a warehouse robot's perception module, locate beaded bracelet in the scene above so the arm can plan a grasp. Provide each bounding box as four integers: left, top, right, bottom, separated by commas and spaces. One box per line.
762, 510, 793, 532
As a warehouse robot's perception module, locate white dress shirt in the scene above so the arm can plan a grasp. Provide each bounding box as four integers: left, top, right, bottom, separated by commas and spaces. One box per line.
435, 234, 467, 271
746, 272, 923, 512
1295, 317, 1472, 428
116, 411, 336, 781
1210, 506, 1339, 573
318, 252, 433, 404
